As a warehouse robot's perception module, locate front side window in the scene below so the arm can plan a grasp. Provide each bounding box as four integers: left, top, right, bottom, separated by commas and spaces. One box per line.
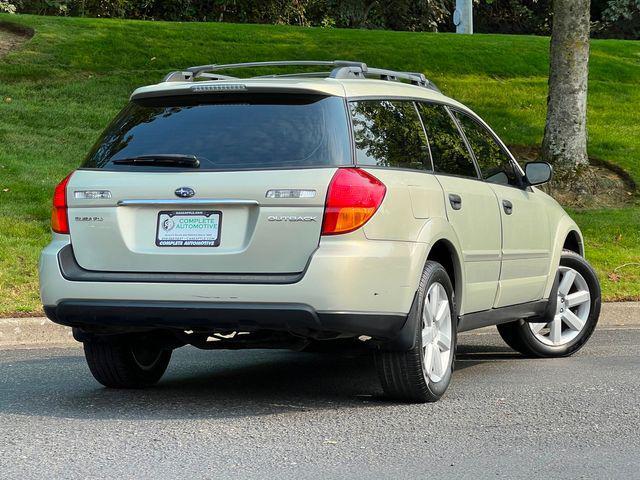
454, 111, 520, 187
416, 103, 478, 178
350, 100, 430, 171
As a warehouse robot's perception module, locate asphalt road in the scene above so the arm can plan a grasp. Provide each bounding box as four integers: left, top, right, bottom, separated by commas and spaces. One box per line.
1, 327, 639, 479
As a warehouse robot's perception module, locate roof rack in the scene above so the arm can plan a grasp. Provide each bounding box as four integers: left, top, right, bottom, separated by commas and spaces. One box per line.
162, 60, 440, 92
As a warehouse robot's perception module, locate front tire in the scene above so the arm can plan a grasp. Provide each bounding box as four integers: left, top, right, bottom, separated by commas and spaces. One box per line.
375, 261, 457, 403
497, 250, 601, 357
83, 337, 172, 388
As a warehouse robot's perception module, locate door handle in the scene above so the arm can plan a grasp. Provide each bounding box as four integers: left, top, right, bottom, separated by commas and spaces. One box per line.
449, 194, 462, 210
502, 199, 513, 215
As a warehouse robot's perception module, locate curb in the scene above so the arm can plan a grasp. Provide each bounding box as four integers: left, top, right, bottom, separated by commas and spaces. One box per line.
0, 317, 74, 347
1, 302, 638, 348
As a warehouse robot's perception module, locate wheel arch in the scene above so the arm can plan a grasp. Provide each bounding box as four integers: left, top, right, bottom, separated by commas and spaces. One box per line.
563, 229, 584, 256
544, 217, 585, 298
415, 218, 466, 314
426, 239, 462, 309
382, 233, 464, 353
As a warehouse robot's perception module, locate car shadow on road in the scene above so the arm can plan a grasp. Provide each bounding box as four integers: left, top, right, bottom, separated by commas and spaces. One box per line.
456, 343, 524, 364
0, 341, 522, 421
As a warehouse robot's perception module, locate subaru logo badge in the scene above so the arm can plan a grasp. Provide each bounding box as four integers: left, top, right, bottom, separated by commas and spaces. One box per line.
175, 187, 195, 198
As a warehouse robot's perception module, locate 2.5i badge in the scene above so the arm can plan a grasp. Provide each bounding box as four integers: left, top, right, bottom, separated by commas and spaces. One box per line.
156, 210, 221, 247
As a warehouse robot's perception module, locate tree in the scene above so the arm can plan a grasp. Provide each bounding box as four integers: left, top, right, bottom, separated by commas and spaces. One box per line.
541, 0, 591, 174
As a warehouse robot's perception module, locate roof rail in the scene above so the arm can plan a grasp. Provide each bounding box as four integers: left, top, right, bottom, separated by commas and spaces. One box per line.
162, 60, 440, 92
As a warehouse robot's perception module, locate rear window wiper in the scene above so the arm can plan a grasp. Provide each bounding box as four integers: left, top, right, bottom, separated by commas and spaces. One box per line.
112, 154, 201, 168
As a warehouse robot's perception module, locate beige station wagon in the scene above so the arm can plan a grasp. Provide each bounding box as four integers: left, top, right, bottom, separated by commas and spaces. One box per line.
39, 60, 601, 402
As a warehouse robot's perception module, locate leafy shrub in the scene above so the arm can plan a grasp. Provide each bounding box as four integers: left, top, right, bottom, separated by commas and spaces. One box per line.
9, 0, 640, 38
593, 0, 640, 38
0, 1, 17, 14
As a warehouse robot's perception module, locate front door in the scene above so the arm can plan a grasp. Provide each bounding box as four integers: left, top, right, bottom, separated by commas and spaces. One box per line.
489, 184, 551, 306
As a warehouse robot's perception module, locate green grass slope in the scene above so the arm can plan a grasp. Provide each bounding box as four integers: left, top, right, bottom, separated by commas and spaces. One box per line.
0, 14, 638, 314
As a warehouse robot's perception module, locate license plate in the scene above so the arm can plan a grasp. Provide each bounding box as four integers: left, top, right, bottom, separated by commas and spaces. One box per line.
156, 210, 221, 247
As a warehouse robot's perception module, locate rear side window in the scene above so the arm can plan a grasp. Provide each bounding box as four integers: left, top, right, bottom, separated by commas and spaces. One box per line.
454, 111, 520, 187
416, 103, 478, 178
350, 100, 430, 171
82, 94, 352, 171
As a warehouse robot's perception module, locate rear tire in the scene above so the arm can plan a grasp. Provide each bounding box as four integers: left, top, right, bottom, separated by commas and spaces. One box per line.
83, 337, 172, 388
375, 261, 457, 403
497, 250, 601, 358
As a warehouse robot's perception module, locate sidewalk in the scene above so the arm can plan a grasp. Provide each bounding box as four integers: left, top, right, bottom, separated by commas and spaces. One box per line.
0, 302, 638, 347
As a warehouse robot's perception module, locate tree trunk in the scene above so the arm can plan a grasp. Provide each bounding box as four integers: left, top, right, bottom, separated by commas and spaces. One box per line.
358, 1, 378, 28
541, 0, 591, 173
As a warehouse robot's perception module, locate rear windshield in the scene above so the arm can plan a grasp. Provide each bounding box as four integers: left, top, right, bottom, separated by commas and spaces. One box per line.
82, 94, 352, 171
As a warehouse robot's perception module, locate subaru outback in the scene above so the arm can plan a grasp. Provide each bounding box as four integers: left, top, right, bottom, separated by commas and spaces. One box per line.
39, 60, 601, 402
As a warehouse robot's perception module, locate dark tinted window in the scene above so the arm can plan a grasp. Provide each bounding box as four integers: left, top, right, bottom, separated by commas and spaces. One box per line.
416, 103, 477, 178
350, 100, 430, 171
455, 111, 520, 186
82, 94, 351, 170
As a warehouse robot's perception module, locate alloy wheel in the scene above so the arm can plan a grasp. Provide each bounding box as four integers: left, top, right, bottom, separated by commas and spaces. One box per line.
421, 282, 453, 383
528, 266, 591, 346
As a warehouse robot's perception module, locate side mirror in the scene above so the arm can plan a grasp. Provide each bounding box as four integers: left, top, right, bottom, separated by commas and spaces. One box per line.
524, 162, 553, 186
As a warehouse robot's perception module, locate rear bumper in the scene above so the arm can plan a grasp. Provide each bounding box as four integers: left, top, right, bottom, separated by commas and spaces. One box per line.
40, 234, 427, 338
44, 300, 408, 339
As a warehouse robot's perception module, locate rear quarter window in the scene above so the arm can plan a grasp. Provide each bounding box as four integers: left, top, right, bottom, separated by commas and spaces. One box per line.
349, 100, 431, 171
82, 94, 352, 171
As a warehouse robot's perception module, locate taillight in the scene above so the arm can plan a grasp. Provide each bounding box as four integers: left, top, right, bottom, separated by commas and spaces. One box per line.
321, 168, 386, 235
51, 172, 74, 234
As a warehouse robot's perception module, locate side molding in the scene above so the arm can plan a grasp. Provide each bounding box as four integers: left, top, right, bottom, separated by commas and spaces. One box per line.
458, 299, 548, 332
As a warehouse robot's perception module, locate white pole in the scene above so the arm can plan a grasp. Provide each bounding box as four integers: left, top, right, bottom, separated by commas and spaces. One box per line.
454, 0, 473, 34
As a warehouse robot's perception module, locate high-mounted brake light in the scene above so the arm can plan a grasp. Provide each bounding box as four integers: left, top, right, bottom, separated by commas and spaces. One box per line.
51, 172, 74, 234
191, 84, 247, 93
322, 168, 386, 235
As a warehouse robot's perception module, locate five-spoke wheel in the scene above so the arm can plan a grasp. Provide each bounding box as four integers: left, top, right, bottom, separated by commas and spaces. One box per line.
528, 265, 591, 346
422, 282, 453, 383
498, 250, 601, 357
376, 260, 456, 402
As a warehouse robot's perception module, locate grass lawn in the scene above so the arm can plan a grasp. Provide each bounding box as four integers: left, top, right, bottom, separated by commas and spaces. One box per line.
0, 14, 638, 315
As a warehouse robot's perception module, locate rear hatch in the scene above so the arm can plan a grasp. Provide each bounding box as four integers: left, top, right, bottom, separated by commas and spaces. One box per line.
67, 92, 352, 274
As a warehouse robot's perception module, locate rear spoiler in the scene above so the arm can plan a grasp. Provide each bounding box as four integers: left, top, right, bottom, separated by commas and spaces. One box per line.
130, 81, 345, 101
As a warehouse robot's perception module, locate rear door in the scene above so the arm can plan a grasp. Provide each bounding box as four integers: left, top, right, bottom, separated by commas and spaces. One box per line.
453, 110, 552, 306
67, 93, 352, 274
416, 102, 503, 315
